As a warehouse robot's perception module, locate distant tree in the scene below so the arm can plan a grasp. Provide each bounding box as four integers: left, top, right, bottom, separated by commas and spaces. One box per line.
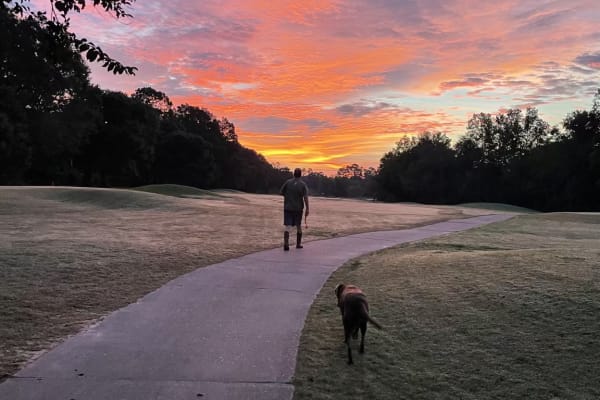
131, 87, 173, 113
450, 107, 559, 205
562, 90, 600, 144
503, 141, 570, 210
453, 136, 489, 201
150, 102, 275, 190
82, 90, 159, 186
497, 94, 599, 211
0, 112, 30, 184
302, 171, 329, 196
465, 108, 557, 167
377, 132, 458, 203
218, 142, 272, 191
165, 104, 232, 185
154, 130, 218, 188
555, 89, 600, 210
219, 118, 238, 143
266, 166, 293, 193
337, 163, 365, 179
334, 164, 378, 197
26, 87, 103, 185
174, 105, 223, 142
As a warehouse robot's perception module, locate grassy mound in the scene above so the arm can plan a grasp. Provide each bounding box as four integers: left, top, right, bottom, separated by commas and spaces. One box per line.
35, 187, 177, 209
459, 202, 538, 213
134, 184, 230, 199
212, 188, 246, 194
294, 213, 600, 399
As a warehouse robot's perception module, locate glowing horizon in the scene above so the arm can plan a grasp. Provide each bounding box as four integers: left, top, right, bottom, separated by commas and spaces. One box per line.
43, 0, 600, 174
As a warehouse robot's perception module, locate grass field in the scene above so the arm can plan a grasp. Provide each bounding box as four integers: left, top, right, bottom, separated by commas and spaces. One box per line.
293, 213, 600, 400
0, 185, 500, 378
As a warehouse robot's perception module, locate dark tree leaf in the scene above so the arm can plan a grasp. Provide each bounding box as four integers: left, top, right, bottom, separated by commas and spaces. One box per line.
86, 49, 98, 62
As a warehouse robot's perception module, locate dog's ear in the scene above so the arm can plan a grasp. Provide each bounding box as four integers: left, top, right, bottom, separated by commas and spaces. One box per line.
334, 283, 345, 299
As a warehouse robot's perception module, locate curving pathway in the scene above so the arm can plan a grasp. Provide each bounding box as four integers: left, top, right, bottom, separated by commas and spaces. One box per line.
0, 214, 514, 400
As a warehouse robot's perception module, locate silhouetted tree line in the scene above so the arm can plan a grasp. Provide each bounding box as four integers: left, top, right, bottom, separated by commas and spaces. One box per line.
0, 4, 264, 191
377, 93, 600, 211
294, 164, 377, 198
1, 3, 377, 196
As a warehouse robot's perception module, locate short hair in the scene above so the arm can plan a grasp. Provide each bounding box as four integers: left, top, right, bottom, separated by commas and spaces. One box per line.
294, 168, 302, 178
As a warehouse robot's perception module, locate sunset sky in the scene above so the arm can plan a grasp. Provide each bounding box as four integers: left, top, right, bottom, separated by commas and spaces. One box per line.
41, 0, 600, 174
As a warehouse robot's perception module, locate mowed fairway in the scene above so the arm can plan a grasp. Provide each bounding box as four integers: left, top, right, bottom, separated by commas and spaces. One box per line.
0, 186, 498, 378
293, 213, 600, 399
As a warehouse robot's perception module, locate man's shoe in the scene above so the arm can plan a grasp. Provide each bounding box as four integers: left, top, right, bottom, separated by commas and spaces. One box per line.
296, 232, 303, 249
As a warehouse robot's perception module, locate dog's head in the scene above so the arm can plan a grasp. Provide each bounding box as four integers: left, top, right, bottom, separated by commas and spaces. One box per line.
334, 283, 346, 301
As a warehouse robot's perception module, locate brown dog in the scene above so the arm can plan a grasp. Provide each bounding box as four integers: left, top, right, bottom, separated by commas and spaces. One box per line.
334, 283, 382, 364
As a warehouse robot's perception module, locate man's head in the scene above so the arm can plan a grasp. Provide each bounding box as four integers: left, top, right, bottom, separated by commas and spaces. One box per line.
294, 168, 302, 178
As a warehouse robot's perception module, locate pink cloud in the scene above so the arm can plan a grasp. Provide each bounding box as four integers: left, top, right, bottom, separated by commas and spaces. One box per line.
35, 0, 600, 174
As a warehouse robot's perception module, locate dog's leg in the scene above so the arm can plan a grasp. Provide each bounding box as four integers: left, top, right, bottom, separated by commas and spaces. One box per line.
343, 320, 353, 364
359, 321, 367, 353
346, 340, 353, 364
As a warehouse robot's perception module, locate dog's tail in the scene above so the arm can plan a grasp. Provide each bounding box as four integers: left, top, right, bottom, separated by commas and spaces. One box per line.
362, 304, 383, 330
367, 315, 383, 330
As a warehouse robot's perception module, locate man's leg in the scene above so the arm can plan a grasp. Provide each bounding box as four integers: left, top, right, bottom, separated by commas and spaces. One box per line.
296, 223, 303, 249
283, 210, 291, 251
284, 226, 291, 251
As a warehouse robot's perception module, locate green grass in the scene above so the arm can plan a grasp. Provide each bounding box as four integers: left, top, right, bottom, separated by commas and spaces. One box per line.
293, 213, 600, 400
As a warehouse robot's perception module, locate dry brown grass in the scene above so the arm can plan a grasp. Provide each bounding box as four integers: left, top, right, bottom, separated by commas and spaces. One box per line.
0, 186, 498, 378
293, 213, 600, 400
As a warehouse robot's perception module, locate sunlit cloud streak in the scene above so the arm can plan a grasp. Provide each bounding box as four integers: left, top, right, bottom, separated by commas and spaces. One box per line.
36, 0, 600, 174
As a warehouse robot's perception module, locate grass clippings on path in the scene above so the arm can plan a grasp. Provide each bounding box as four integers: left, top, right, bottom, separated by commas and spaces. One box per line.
0, 186, 494, 378
293, 213, 600, 400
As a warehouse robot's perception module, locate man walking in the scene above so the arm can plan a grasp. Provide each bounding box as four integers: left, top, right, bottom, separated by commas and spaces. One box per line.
280, 168, 309, 251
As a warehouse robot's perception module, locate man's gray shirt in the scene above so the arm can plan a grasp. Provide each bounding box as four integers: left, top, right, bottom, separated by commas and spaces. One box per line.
280, 178, 308, 212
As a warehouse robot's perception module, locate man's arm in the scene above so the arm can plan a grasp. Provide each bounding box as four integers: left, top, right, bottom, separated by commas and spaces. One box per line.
279, 181, 287, 196
304, 195, 309, 216
303, 183, 309, 216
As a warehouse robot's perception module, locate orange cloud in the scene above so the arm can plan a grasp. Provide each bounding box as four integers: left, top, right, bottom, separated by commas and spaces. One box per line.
55, 0, 600, 174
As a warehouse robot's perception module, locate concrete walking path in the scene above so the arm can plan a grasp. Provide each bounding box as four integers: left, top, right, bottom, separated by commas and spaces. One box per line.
0, 214, 514, 400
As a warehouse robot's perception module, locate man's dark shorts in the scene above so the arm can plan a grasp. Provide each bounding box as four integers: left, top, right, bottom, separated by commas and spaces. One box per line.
284, 210, 303, 226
